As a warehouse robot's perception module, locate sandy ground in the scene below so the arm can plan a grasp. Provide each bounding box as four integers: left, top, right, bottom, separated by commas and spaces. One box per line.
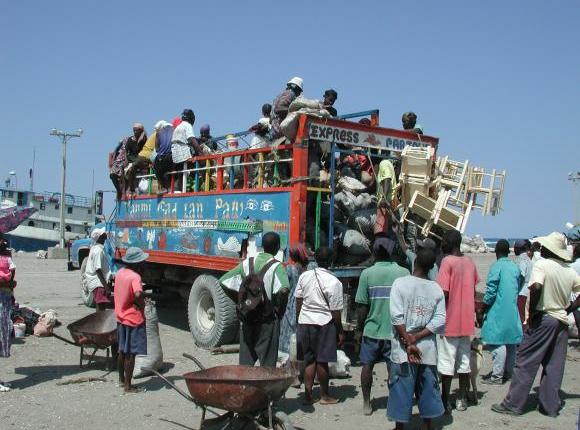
0, 253, 579, 430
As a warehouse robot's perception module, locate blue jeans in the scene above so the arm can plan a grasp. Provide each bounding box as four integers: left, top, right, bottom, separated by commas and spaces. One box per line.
359, 336, 391, 366
489, 344, 517, 380
387, 362, 444, 423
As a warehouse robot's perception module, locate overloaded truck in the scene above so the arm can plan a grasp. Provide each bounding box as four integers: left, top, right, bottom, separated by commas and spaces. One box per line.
74, 110, 504, 348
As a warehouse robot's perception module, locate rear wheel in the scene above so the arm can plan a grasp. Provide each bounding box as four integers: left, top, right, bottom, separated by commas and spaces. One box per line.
187, 274, 238, 348
79, 258, 95, 308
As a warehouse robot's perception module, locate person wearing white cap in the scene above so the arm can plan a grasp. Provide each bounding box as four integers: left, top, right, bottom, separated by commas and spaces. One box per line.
84, 228, 112, 311
492, 232, 580, 418
270, 77, 303, 140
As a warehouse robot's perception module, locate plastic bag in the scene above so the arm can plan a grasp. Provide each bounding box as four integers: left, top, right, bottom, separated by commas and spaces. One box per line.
33, 310, 58, 337
329, 350, 351, 378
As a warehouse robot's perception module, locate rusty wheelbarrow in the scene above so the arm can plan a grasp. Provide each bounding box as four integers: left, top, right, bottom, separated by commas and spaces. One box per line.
145, 353, 296, 430
52, 310, 117, 368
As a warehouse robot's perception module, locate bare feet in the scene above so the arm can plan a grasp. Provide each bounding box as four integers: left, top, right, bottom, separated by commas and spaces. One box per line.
303, 391, 319, 405
123, 386, 144, 394
320, 396, 340, 405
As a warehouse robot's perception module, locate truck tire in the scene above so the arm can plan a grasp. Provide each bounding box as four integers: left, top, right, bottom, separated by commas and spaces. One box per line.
79, 257, 95, 308
187, 274, 238, 348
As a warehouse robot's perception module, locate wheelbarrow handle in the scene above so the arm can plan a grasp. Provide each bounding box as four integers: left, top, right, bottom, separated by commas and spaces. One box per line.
142, 367, 195, 404
182, 353, 206, 370
52, 333, 78, 346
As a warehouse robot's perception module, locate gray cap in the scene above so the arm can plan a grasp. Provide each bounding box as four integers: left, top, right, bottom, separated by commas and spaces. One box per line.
122, 247, 149, 264
417, 238, 437, 250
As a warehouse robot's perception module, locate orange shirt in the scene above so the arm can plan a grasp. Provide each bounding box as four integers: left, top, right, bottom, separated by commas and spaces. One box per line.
114, 268, 145, 327
436, 255, 479, 337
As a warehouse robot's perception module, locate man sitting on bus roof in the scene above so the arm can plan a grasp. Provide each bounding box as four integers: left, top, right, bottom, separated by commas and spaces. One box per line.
322, 89, 338, 117
220, 232, 290, 368
199, 124, 217, 153
402, 112, 424, 135
271, 77, 303, 140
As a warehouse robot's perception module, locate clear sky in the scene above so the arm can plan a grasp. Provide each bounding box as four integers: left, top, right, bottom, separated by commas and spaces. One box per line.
1, 1, 578, 238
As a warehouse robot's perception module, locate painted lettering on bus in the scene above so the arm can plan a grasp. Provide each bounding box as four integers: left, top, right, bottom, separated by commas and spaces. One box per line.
215, 198, 244, 220
126, 202, 152, 218
309, 124, 359, 144
183, 202, 204, 219
157, 201, 177, 218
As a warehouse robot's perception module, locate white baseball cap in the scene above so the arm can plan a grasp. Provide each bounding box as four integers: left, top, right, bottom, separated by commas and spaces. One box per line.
287, 76, 303, 90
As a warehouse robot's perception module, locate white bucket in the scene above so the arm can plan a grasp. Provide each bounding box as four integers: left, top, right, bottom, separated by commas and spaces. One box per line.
14, 323, 26, 338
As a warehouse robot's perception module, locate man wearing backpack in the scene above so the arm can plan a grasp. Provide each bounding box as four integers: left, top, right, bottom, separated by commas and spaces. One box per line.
220, 232, 290, 367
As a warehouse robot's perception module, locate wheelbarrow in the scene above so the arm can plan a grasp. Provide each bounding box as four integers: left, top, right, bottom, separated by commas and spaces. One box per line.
52, 310, 117, 368
145, 353, 296, 430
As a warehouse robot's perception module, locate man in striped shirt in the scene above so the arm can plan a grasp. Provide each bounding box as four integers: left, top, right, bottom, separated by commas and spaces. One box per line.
356, 237, 410, 415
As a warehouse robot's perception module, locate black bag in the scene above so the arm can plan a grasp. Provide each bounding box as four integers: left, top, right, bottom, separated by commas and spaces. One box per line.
237, 257, 278, 324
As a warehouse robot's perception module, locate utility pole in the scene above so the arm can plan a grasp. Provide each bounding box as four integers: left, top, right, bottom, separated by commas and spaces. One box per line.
569, 171, 580, 225
50, 128, 83, 247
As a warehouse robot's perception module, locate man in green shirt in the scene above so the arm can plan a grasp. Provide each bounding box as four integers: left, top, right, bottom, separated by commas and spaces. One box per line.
356, 237, 410, 415
220, 232, 290, 367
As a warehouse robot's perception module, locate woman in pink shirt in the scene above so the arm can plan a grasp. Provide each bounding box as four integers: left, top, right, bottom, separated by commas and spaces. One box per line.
114, 247, 149, 393
0, 236, 16, 392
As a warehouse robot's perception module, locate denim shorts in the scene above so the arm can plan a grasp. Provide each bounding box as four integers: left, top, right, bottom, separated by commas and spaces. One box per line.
359, 336, 391, 365
117, 323, 147, 356
387, 362, 444, 423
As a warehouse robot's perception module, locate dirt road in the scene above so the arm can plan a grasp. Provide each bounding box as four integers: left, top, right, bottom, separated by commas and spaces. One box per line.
0, 254, 578, 429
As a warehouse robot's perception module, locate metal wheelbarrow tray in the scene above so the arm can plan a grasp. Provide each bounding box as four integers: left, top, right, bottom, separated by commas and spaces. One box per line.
53, 310, 117, 367
147, 354, 296, 430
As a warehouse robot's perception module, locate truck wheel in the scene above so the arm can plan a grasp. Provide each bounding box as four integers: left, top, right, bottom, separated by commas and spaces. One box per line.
79, 258, 95, 308
187, 274, 238, 348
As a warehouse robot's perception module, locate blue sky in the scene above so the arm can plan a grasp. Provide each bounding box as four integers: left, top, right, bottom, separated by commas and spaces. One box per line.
1, 1, 578, 237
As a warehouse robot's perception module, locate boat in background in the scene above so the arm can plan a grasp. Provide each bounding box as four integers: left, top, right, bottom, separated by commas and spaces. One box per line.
0, 200, 37, 234
1, 187, 101, 251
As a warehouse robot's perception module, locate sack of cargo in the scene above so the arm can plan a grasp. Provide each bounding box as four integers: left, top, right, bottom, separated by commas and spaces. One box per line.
281, 107, 331, 141
348, 208, 377, 236
289, 96, 322, 113
341, 229, 371, 256
338, 176, 367, 193
134, 301, 164, 378
334, 190, 358, 216
354, 193, 374, 210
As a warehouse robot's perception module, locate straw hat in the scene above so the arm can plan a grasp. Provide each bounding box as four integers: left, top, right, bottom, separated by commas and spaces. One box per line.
535, 232, 571, 262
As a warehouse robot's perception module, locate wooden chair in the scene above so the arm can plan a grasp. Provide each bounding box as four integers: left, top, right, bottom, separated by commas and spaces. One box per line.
399, 146, 435, 209
466, 167, 506, 215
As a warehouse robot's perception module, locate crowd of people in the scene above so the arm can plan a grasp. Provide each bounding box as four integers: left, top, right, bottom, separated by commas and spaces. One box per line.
108, 77, 343, 199
219, 229, 580, 429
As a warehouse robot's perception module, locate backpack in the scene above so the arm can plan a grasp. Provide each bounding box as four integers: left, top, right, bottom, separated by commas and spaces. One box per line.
237, 257, 278, 324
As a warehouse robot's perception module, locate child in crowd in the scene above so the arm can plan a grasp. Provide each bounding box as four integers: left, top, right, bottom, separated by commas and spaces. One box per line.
114, 247, 148, 393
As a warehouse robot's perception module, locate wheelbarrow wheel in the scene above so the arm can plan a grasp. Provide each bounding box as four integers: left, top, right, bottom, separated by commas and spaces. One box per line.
80, 257, 95, 308
188, 274, 238, 348
273, 411, 295, 430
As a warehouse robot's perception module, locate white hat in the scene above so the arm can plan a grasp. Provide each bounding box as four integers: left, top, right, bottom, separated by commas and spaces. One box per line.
287, 76, 303, 90
154, 120, 170, 131
90, 227, 106, 241
535, 232, 572, 262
